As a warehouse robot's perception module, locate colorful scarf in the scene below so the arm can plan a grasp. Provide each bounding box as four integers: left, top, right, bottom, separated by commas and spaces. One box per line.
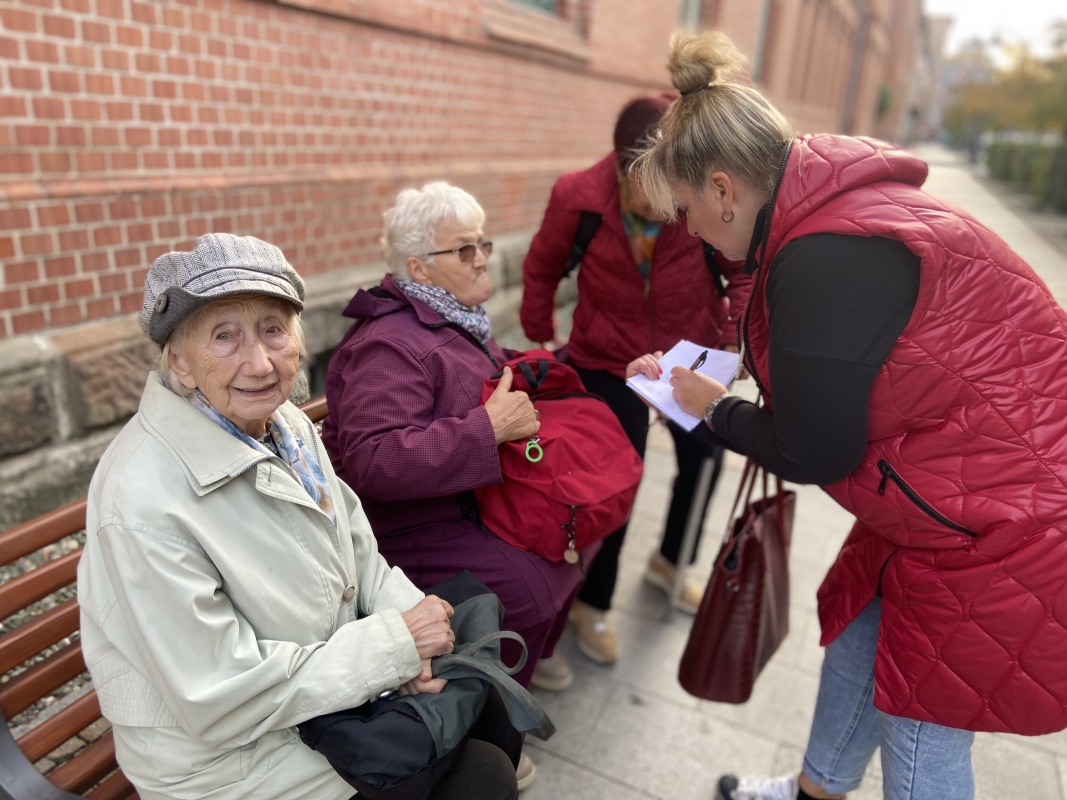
619, 175, 663, 279
397, 280, 492, 347
188, 390, 337, 525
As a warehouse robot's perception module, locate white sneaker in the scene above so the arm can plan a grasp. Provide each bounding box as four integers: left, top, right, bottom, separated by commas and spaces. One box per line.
718, 773, 798, 800
516, 752, 537, 791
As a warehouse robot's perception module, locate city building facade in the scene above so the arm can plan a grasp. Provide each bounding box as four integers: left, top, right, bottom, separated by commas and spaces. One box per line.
0, 0, 940, 525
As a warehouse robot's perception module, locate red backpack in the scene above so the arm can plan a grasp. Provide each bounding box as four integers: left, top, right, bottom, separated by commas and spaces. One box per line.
475, 351, 643, 564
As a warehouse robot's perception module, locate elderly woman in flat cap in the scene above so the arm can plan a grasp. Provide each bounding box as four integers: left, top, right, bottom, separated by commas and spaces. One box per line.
77, 233, 519, 800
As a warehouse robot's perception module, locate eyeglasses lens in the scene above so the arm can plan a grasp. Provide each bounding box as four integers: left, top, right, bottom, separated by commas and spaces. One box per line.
458, 242, 493, 262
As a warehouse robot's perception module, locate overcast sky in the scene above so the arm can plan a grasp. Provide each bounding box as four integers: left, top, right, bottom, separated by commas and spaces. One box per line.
924, 0, 1063, 55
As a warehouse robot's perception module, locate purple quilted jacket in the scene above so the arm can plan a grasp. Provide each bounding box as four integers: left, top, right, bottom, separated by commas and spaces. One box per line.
322, 274, 584, 637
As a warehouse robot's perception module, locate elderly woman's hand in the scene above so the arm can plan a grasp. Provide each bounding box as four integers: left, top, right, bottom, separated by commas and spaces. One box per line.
396, 659, 448, 697
401, 595, 456, 661
485, 366, 541, 444
669, 366, 728, 418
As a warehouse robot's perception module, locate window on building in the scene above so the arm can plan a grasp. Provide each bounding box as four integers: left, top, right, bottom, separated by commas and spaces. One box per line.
512, 0, 558, 12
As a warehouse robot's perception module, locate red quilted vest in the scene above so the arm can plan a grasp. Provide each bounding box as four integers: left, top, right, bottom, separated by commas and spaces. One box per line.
740, 135, 1067, 735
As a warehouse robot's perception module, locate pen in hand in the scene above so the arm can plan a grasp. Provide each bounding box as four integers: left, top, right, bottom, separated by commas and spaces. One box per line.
689, 349, 708, 371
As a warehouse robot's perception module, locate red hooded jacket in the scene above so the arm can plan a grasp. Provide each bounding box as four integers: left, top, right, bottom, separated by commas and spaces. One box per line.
521, 154, 750, 377
742, 134, 1067, 735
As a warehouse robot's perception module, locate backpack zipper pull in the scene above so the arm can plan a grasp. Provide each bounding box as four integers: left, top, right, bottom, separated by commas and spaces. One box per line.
525, 435, 543, 463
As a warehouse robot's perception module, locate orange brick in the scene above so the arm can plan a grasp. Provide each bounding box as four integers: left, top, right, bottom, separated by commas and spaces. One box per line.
64, 277, 95, 298
28, 283, 60, 304
25, 39, 59, 63
5, 260, 39, 283
37, 205, 70, 227
43, 14, 75, 37
86, 296, 116, 319
13, 310, 47, 334
49, 303, 84, 326
44, 255, 77, 277
9, 67, 43, 90
0, 208, 32, 229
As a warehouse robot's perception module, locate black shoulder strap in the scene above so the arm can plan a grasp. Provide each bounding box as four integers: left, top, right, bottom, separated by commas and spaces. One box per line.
703, 241, 727, 298
563, 211, 603, 278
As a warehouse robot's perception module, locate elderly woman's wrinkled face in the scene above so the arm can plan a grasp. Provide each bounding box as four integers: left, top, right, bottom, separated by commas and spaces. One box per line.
410, 219, 493, 308
168, 295, 300, 438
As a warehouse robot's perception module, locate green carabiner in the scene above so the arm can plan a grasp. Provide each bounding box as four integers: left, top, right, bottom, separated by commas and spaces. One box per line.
525, 438, 544, 463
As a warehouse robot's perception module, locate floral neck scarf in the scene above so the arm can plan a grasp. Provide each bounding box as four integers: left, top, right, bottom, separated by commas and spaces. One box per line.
188, 390, 337, 525
397, 280, 492, 347
619, 174, 663, 280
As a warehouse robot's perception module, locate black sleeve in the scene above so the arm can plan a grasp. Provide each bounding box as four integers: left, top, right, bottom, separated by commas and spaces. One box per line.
706, 234, 920, 485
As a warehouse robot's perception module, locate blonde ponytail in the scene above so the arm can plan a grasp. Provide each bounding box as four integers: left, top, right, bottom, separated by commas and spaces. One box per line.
634, 30, 793, 219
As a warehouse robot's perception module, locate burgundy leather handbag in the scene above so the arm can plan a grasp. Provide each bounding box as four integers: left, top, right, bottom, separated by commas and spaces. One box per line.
678, 459, 795, 703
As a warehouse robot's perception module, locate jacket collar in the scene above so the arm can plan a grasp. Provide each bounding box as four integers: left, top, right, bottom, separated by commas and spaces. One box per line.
342, 273, 451, 329
137, 372, 271, 494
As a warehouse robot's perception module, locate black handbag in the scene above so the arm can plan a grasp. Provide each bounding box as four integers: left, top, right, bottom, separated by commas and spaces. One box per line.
297, 571, 555, 800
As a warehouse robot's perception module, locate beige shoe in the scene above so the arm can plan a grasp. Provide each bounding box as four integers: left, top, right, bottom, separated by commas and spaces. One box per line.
568, 600, 618, 664
530, 652, 574, 691
516, 752, 537, 791
644, 552, 704, 614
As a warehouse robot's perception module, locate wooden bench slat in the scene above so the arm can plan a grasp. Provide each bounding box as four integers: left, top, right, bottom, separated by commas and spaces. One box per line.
0, 549, 81, 622
0, 643, 86, 720
17, 690, 102, 765
0, 500, 87, 567
48, 729, 117, 795
301, 396, 328, 423
0, 597, 80, 674
83, 767, 136, 800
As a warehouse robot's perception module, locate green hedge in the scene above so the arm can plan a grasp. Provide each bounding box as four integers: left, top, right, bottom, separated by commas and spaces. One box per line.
985, 139, 1067, 213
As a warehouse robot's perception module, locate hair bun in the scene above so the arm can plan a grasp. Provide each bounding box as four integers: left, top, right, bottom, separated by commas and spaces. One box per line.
668, 30, 745, 95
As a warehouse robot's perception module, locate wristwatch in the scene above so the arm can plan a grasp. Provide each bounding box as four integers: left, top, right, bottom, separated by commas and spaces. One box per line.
703, 393, 730, 428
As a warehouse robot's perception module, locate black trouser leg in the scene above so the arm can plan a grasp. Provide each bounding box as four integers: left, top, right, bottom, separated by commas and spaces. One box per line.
574, 368, 650, 611
658, 422, 724, 565
427, 740, 518, 800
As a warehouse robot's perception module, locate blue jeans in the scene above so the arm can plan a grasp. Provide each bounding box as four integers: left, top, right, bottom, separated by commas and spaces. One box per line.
802, 599, 975, 800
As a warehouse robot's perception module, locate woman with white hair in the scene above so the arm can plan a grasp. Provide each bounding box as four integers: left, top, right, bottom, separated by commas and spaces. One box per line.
77, 233, 519, 800
322, 182, 589, 791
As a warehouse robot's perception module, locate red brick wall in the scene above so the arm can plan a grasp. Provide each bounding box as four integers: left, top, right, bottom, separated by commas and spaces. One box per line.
0, 0, 678, 337
0, 0, 914, 338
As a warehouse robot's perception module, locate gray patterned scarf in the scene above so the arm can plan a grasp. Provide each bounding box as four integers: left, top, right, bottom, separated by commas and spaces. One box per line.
398, 280, 492, 347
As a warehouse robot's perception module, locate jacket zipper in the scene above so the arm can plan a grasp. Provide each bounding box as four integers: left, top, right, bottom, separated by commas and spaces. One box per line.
876, 460, 977, 538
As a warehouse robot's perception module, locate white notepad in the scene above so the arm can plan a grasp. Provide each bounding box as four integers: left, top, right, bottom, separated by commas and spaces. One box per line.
625, 340, 740, 431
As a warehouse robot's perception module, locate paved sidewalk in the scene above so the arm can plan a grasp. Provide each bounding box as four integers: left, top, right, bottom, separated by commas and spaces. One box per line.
520, 145, 1067, 800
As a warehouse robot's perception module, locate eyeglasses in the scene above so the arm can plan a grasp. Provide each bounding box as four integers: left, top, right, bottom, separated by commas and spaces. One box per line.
424, 241, 493, 263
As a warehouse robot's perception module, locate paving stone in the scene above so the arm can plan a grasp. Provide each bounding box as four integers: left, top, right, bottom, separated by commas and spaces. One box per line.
528, 653, 616, 761
973, 732, 1063, 800
578, 685, 779, 800
595, 609, 702, 709
521, 746, 653, 800
698, 659, 820, 751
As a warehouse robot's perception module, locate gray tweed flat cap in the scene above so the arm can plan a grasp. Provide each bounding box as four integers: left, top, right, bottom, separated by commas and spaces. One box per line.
139, 233, 305, 346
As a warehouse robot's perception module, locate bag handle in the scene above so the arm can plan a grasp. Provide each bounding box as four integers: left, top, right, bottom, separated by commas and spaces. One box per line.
452, 630, 529, 677
516, 359, 552, 393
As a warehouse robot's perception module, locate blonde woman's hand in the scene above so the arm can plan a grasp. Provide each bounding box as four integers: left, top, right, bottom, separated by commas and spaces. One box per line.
625, 351, 663, 381
669, 366, 728, 418
485, 366, 541, 444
